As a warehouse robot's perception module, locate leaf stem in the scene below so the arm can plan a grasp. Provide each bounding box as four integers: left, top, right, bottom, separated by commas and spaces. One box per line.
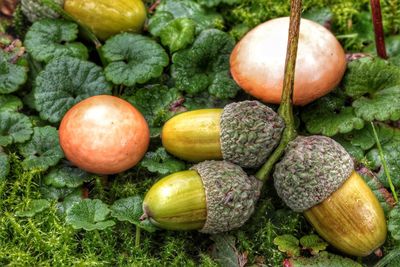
135, 226, 141, 248
370, 0, 388, 59
370, 122, 398, 203
255, 0, 301, 181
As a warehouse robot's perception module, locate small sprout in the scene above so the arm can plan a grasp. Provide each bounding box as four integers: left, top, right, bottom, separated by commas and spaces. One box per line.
273, 234, 300, 257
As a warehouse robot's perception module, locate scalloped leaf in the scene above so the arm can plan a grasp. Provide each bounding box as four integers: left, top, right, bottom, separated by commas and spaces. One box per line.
110, 196, 157, 232
301, 92, 364, 136
388, 205, 400, 241
159, 18, 196, 52
0, 111, 33, 146
0, 95, 23, 112
171, 29, 239, 99
0, 50, 28, 94
0, 149, 9, 181
157, 0, 223, 31
366, 140, 400, 187
44, 164, 93, 188
140, 147, 186, 175
148, 11, 175, 37
352, 86, 400, 121
24, 19, 88, 63
34, 57, 112, 123
299, 235, 328, 255
102, 33, 169, 86
273, 234, 300, 257
342, 123, 394, 151
284, 251, 362, 267
15, 199, 51, 217
18, 126, 64, 171
66, 199, 116, 231
124, 85, 184, 130
333, 136, 365, 161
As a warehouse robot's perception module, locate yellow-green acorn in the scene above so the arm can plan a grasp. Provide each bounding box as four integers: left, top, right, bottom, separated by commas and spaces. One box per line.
162, 101, 284, 168
273, 135, 387, 257
142, 160, 262, 234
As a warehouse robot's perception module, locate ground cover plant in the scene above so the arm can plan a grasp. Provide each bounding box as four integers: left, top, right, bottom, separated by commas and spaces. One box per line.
1, 0, 400, 266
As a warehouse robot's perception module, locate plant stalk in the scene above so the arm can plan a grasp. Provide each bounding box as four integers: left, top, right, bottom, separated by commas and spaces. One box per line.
370, 0, 388, 59
255, 0, 301, 181
370, 122, 398, 203
135, 226, 141, 248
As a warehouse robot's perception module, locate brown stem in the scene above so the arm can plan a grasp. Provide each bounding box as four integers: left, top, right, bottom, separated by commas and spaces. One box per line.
148, 0, 161, 14
255, 0, 301, 181
370, 0, 388, 59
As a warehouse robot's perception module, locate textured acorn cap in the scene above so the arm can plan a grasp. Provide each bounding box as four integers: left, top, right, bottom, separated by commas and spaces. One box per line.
191, 160, 262, 234
273, 135, 354, 212
220, 101, 284, 168
21, 0, 64, 23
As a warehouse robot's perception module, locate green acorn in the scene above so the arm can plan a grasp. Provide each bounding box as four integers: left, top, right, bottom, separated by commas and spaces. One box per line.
21, 0, 63, 22
273, 135, 387, 256
142, 160, 262, 234
162, 101, 285, 168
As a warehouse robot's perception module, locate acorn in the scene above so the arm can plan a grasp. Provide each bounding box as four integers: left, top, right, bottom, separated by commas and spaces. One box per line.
142, 160, 262, 234
162, 101, 284, 168
20, 0, 147, 40
273, 135, 387, 256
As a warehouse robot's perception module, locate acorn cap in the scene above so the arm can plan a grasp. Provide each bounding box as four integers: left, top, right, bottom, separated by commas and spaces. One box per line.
21, 0, 64, 23
191, 160, 262, 234
273, 135, 354, 212
220, 101, 284, 168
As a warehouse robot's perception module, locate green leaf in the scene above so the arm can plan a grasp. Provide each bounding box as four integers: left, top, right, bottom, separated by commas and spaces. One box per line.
301, 91, 364, 136
171, 29, 239, 99
210, 234, 243, 267
352, 86, 400, 121
0, 50, 28, 94
18, 126, 64, 171
0, 149, 9, 181
124, 85, 184, 129
343, 57, 400, 121
24, 19, 88, 63
34, 57, 112, 123
44, 164, 93, 188
366, 141, 400, 187
66, 199, 116, 231
102, 33, 169, 86
159, 18, 196, 53
358, 167, 395, 216
15, 199, 51, 217
388, 205, 400, 241
110, 196, 157, 233
285, 251, 362, 267
148, 11, 175, 37
273, 234, 300, 257
0, 95, 23, 112
0, 111, 33, 146
303, 7, 333, 26
299, 234, 328, 255
57, 188, 84, 214
343, 123, 394, 151
333, 136, 365, 161
197, 0, 241, 7
157, 0, 223, 31
140, 147, 186, 175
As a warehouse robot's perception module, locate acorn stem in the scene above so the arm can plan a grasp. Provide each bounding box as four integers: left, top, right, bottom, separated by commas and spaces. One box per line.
255, 0, 301, 182
39, 0, 106, 65
370, 0, 388, 59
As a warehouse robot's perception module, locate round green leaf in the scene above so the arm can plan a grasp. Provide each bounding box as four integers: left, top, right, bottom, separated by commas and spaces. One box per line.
301, 92, 364, 136
0, 149, 9, 181
102, 33, 169, 86
24, 19, 88, 63
0, 111, 33, 146
66, 199, 116, 231
34, 57, 112, 123
159, 18, 196, 52
171, 29, 240, 99
18, 126, 64, 171
15, 199, 51, 217
0, 95, 23, 112
139, 148, 186, 175
44, 164, 93, 189
148, 11, 175, 37
110, 196, 157, 232
273, 234, 300, 257
0, 50, 28, 94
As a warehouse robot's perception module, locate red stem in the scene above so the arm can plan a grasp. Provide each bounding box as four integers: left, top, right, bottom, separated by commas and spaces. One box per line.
370, 0, 388, 59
